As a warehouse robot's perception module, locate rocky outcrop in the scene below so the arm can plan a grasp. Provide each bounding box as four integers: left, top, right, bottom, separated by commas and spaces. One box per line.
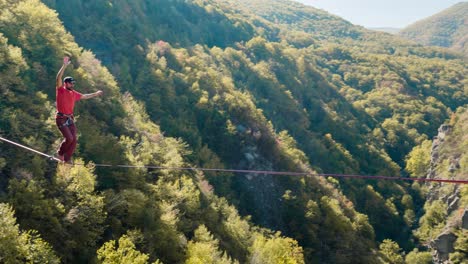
427, 124, 452, 203
427, 124, 452, 179
462, 210, 468, 230
431, 231, 458, 263
425, 123, 466, 264
234, 124, 285, 229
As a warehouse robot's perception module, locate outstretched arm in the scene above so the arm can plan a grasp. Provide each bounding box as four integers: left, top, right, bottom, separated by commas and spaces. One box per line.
56, 56, 71, 88
81, 90, 103, 100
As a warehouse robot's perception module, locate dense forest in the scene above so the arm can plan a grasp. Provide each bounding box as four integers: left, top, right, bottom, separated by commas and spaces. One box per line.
399, 2, 468, 56
0, 0, 466, 263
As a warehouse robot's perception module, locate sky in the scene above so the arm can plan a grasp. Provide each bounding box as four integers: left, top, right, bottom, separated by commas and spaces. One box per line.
295, 0, 464, 28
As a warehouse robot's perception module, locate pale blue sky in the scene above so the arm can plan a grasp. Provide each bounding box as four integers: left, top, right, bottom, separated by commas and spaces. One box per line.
296, 0, 464, 28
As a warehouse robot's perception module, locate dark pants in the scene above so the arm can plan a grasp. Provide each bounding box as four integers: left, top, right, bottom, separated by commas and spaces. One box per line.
56, 117, 77, 162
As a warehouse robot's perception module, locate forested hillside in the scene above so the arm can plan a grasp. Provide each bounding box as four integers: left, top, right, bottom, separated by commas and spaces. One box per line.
1, 0, 467, 263
399, 2, 468, 56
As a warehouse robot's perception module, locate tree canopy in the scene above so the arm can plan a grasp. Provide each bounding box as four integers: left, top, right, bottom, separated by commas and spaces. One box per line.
0, 0, 466, 263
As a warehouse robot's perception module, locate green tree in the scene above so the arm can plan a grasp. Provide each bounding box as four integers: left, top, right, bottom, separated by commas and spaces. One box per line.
450, 230, 468, 263
97, 234, 160, 264
55, 161, 106, 260
414, 201, 447, 242
186, 225, 237, 264
406, 140, 432, 177
405, 249, 432, 264
0, 203, 60, 264
379, 239, 404, 264
249, 232, 305, 264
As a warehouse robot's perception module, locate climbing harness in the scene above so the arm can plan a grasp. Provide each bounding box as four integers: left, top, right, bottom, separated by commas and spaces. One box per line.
56, 112, 74, 128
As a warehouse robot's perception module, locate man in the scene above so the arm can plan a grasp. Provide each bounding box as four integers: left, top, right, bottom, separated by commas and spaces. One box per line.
55, 56, 103, 163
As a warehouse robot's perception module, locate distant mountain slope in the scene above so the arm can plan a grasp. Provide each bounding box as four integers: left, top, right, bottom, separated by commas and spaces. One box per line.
399, 2, 468, 55
369, 27, 401, 34
217, 0, 363, 40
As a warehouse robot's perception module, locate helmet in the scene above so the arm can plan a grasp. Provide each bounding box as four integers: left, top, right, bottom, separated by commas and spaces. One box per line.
63, 76, 75, 83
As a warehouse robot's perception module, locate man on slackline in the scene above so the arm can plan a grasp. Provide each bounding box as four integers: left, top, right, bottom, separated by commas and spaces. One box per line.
55, 56, 103, 164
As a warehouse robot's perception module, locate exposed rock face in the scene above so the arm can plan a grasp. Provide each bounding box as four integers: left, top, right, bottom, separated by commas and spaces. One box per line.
462, 210, 468, 230
425, 124, 464, 264
427, 125, 451, 201
448, 157, 460, 173
428, 125, 452, 177
431, 232, 458, 263
238, 145, 285, 229
437, 124, 451, 140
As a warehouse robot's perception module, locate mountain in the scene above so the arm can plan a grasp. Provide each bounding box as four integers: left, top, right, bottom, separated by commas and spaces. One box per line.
0, 0, 467, 263
399, 2, 468, 55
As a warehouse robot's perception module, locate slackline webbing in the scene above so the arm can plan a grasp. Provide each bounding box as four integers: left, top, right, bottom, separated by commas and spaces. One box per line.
1, 136, 467, 184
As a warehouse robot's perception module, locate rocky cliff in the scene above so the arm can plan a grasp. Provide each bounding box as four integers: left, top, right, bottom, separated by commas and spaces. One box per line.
424, 109, 467, 263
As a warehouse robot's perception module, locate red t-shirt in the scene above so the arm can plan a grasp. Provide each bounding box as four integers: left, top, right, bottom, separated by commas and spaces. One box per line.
56, 86, 82, 115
